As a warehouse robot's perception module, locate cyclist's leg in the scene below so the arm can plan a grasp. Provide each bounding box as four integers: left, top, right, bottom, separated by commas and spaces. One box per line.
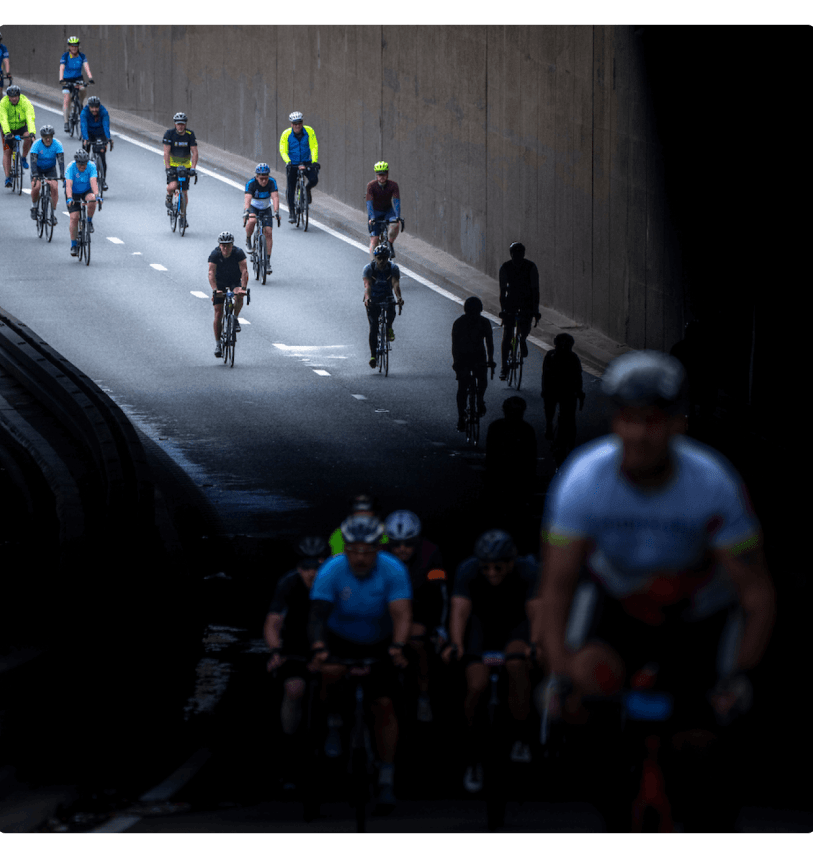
518, 316, 532, 357
30, 176, 41, 206
62, 89, 71, 125
286, 165, 297, 219
366, 304, 378, 361
456, 373, 469, 425
386, 300, 397, 338
22, 133, 33, 159
2, 136, 11, 178
475, 366, 488, 415
212, 293, 225, 343
500, 325, 512, 376
245, 212, 256, 246
387, 215, 400, 246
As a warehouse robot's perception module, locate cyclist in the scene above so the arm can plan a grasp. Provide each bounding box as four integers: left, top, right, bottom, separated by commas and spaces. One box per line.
540, 332, 585, 443
451, 296, 496, 431
264, 535, 330, 791
243, 163, 280, 272
64, 149, 100, 256
29, 125, 64, 224
59, 36, 94, 134
163, 112, 198, 221
328, 493, 390, 556
278, 111, 319, 223
442, 529, 542, 792
0, 33, 10, 98
309, 514, 411, 813
80, 95, 111, 190
498, 242, 540, 380
208, 231, 249, 358
363, 245, 403, 369
484, 396, 538, 515
535, 350, 775, 830
1, 84, 36, 187
384, 510, 447, 723
366, 161, 401, 259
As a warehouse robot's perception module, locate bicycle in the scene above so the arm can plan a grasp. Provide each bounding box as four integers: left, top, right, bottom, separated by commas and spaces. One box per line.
61, 80, 85, 138
89, 139, 110, 201
501, 311, 531, 390
74, 199, 93, 265
33, 174, 57, 242
305, 656, 393, 833
463, 364, 494, 447
292, 167, 310, 231
168, 167, 196, 236
373, 216, 405, 258
371, 296, 400, 377
7, 134, 26, 195
480, 650, 535, 831
248, 210, 279, 285
219, 287, 250, 367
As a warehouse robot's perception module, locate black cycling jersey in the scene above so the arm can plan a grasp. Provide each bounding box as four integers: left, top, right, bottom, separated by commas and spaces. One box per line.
162, 127, 197, 161
208, 246, 247, 290
267, 570, 311, 655
453, 555, 538, 630
452, 313, 493, 367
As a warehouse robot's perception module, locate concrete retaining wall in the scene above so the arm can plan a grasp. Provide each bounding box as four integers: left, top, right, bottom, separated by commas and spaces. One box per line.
6, 24, 683, 350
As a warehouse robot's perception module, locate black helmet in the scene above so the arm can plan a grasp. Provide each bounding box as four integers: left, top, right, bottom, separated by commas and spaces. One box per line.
74, 149, 90, 163
373, 244, 391, 260
553, 332, 575, 350
463, 296, 483, 315
502, 395, 526, 416
6, 84, 20, 98
474, 529, 517, 562
340, 514, 384, 545
509, 241, 525, 259
601, 351, 687, 415
87, 95, 101, 107
296, 535, 328, 559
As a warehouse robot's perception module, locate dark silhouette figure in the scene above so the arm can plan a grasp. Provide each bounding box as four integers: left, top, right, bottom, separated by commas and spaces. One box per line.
452, 296, 495, 431
498, 242, 540, 380
485, 396, 538, 525
669, 319, 718, 440
541, 333, 585, 467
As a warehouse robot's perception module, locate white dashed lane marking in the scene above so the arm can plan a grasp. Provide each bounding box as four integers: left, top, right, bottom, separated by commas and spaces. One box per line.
150, 263, 168, 271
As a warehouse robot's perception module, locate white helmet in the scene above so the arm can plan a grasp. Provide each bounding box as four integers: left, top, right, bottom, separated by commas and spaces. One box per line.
289, 111, 304, 123
384, 510, 422, 542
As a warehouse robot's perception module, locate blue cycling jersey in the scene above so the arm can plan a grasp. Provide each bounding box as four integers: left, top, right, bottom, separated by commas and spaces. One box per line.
245, 176, 278, 210
311, 551, 412, 644
60, 51, 86, 81
362, 261, 401, 302
80, 104, 110, 140
65, 160, 97, 195
30, 138, 64, 172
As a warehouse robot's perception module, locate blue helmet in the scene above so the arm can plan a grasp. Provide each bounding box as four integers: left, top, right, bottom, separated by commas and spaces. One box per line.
255, 163, 271, 175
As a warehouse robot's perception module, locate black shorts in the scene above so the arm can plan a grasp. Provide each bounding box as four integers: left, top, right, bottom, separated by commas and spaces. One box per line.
463, 613, 529, 665
33, 167, 59, 180
67, 192, 92, 212
248, 206, 276, 227
574, 580, 735, 729
325, 630, 401, 702
211, 287, 241, 306
276, 655, 312, 684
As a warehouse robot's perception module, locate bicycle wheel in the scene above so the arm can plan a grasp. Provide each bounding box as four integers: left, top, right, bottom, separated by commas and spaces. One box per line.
12, 151, 21, 195
44, 194, 54, 242
223, 316, 235, 367
378, 312, 389, 376
303, 192, 309, 232
516, 341, 524, 391
507, 331, 519, 388
36, 194, 45, 238
260, 235, 268, 285
77, 224, 85, 262
84, 222, 91, 266
466, 382, 480, 446
179, 194, 187, 237
294, 183, 303, 228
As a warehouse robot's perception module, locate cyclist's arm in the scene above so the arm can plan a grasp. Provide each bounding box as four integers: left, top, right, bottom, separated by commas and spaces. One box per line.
448, 595, 472, 654
483, 318, 495, 364
79, 109, 88, 140
263, 612, 284, 652
278, 129, 290, 165
366, 200, 375, 221
525, 594, 545, 663
65, 177, 73, 198
59, 62, 66, 80
239, 257, 249, 290
713, 540, 775, 671
163, 143, 171, 170
530, 261, 540, 315
536, 533, 591, 675
307, 598, 333, 652
391, 275, 402, 303
271, 189, 279, 212
305, 126, 318, 162
243, 192, 253, 213
190, 145, 198, 170
389, 598, 412, 647
208, 262, 219, 293
363, 276, 373, 305
57, 152, 65, 180
83, 60, 92, 80
102, 107, 110, 139
89, 175, 99, 197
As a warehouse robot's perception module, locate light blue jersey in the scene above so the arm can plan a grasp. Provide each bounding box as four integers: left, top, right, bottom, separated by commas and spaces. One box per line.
543, 434, 760, 617
311, 551, 412, 644
30, 138, 64, 172
65, 160, 97, 195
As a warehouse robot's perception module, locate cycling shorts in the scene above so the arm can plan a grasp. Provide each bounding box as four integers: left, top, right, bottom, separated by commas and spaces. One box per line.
211, 287, 242, 306
33, 167, 59, 180
248, 206, 276, 227
577, 581, 734, 729
67, 192, 93, 212
3, 128, 28, 151
325, 630, 402, 703
368, 210, 398, 235
463, 614, 529, 665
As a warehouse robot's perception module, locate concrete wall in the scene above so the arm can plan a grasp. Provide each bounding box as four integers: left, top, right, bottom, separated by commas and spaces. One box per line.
7, 24, 683, 350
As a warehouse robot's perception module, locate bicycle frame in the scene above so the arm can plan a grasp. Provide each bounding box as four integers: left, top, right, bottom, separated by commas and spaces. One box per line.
34, 174, 56, 242
219, 287, 249, 367
293, 169, 309, 231
9, 135, 25, 195
503, 312, 530, 390
63, 82, 83, 137
372, 297, 398, 376
170, 167, 195, 236
75, 200, 91, 265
